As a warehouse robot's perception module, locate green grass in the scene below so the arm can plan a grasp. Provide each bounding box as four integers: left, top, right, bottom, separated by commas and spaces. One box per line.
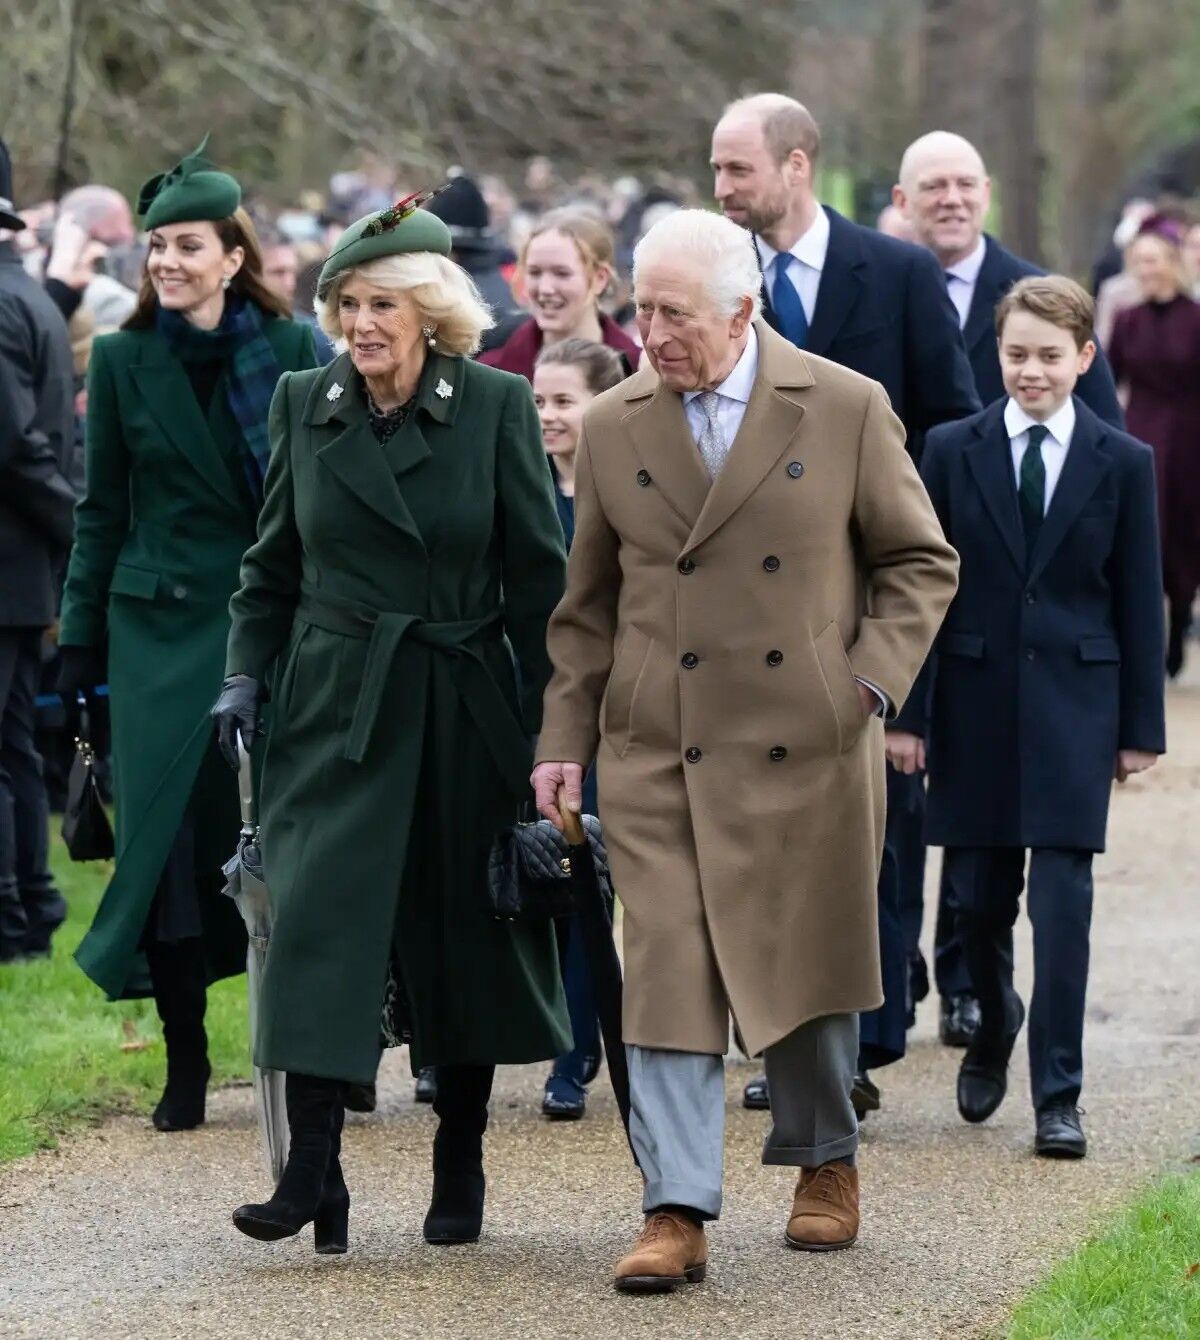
0, 835, 251, 1161
1008, 1173, 1200, 1339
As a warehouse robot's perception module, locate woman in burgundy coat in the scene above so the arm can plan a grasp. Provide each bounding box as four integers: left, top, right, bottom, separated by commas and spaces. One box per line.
479, 208, 640, 381
1109, 217, 1200, 676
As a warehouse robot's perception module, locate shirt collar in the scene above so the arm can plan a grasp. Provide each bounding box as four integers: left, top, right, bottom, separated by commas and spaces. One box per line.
683, 325, 759, 406
1003, 394, 1076, 448
944, 235, 987, 286
755, 205, 831, 275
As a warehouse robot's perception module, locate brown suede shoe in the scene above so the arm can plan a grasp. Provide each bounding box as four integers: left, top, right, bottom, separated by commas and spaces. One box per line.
614, 1210, 708, 1293
785, 1161, 859, 1251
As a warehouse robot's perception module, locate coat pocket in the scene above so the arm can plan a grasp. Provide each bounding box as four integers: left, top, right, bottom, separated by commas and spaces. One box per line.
1078, 635, 1120, 663
108, 563, 161, 601
601, 626, 652, 757
813, 621, 865, 754
940, 631, 985, 659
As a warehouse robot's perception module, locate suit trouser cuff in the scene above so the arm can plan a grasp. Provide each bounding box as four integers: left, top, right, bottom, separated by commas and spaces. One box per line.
642, 1177, 722, 1221
761, 1129, 858, 1168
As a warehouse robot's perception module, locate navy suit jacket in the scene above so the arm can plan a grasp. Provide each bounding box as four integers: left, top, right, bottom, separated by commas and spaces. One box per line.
965, 236, 1124, 427
899, 398, 1165, 851
758, 207, 980, 453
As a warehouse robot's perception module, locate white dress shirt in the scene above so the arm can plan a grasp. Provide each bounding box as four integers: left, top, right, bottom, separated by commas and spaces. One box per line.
754, 205, 831, 325
1004, 396, 1075, 512
943, 236, 988, 329
682, 326, 759, 446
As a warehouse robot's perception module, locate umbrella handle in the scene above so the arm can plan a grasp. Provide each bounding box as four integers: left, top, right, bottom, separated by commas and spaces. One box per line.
237, 739, 256, 832
557, 785, 585, 845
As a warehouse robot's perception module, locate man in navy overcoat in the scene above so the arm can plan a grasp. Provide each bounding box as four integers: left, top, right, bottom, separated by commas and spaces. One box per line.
710, 93, 979, 1114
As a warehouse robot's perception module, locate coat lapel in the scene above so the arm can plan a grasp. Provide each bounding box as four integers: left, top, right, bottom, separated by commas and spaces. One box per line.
964, 401, 1027, 575
805, 208, 865, 357
1027, 403, 1111, 583
962, 234, 1004, 356
129, 335, 242, 511
684, 322, 812, 555
622, 365, 711, 530
307, 353, 424, 546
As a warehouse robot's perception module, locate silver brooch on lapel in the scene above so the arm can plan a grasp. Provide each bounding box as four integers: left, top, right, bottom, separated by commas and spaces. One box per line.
326, 382, 344, 402
435, 378, 454, 400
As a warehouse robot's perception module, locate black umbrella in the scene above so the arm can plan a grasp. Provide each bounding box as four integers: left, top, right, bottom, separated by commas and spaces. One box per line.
558, 789, 637, 1166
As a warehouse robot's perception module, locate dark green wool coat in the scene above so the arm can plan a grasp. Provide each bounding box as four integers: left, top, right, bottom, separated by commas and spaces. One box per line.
225, 350, 571, 1083
59, 317, 317, 999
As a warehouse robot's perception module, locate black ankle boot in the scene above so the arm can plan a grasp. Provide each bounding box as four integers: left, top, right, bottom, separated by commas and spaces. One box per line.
146, 939, 210, 1132
423, 1064, 494, 1245
233, 1073, 349, 1249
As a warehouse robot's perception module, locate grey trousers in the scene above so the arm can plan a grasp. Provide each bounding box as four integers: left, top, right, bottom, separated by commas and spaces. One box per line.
627, 1012, 859, 1220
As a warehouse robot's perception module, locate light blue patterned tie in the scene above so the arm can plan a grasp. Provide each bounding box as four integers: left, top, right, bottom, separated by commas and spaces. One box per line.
697, 391, 728, 480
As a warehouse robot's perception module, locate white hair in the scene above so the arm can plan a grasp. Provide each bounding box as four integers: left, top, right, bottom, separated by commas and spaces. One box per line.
633, 209, 763, 320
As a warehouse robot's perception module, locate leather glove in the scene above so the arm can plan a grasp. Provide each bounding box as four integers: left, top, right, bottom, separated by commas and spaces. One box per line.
212, 674, 264, 771
56, 645, 107, 695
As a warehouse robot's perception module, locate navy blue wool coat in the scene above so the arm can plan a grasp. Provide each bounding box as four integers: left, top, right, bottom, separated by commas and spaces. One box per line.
898, 398, 1165, 851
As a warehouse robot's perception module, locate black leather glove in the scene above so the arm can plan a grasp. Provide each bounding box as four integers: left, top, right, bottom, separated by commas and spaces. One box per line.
56, 644, 107, 695
212, 674, 264, 770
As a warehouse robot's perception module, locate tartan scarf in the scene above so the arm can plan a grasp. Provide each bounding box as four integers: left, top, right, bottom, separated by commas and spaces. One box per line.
156, 296, 280, 500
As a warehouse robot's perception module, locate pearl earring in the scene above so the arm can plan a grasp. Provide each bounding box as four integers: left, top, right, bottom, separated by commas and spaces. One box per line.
423, 325, 437, 347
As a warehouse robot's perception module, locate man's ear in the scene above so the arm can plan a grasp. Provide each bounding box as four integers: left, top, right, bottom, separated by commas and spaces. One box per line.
1077, 338, 1097, 375
730, 294, 754, 337
891, 182, 907, 214
786, 148, 811, 187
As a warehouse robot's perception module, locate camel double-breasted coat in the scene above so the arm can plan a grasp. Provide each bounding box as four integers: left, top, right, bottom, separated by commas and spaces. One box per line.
535, 321, 959, 1057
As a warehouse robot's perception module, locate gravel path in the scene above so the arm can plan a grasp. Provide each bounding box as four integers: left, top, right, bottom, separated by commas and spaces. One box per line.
3, 674, 1198, 1340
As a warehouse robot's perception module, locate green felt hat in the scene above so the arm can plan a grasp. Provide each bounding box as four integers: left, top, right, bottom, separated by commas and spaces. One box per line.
136, 134, 241, 230
317, 190, 453, 299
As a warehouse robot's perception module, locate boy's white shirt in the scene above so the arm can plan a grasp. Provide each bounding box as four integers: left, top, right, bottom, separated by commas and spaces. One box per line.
1004, 395, 1075, 514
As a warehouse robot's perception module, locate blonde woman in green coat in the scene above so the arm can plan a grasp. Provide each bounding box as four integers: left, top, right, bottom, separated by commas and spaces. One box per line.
57, 142, 317, 1133
214, 201, 570, 1255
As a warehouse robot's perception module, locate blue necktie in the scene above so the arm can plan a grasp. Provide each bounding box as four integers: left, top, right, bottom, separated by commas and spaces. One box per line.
772, 252, 809, 349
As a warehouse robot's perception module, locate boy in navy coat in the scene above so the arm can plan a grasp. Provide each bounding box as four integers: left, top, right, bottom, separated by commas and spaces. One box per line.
888, 276, 1165, 1158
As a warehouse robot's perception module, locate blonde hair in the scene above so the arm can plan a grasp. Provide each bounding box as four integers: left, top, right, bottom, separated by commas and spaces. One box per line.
995, 275, 1095, 350
520, 208, 616, 284
315, 252, 494, 356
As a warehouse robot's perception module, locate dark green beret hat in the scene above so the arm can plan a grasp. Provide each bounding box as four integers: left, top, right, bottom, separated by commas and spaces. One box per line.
317, 192, 453, 299
137, 134, 241, 230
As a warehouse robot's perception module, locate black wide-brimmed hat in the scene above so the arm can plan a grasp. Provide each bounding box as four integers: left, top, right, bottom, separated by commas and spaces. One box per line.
0, 138, 26, 232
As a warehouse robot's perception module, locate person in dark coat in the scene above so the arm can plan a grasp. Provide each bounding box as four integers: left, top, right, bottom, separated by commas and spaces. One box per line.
1108, 215, 1200, 677
710, 93, 979, 1116
889, 276, 1165, 1159
0, 138, 75, 962
56, 140, 318, 1131
215, 200, 570, 1254
890, 130, 1125, 1051
479, 208, 641, 381
532, 336, 627, 1121
425, 172, 524, 353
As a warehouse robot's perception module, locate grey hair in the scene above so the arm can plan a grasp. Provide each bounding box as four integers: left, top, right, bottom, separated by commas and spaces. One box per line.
633, 209, 762, 320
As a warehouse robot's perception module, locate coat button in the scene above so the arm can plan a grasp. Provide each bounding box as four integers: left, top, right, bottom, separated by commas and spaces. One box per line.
681, 653, 699, 669
172, 585, 188, 600
769, 746, 788, 761
685, 747, 702, 763
1025, 590, 1036, 604
766, 649, 784, 666
678, 558, 695, 574
787, 461, 805, 478
762, 555, 781, 572
1025, 648, 1036, 661
636, 469, 652, 486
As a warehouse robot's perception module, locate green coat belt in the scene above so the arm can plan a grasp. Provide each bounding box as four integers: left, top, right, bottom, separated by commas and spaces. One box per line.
227, 351, 570, 1081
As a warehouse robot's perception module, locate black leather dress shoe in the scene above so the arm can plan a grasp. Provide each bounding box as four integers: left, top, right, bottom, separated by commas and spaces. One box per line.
742, 1074, 770, 1110
414, 1067, 437, 1104
939, 993, 983, 1048
851, 1070, 881, 1120
956, 999, 1025, 1124
1035, 1104, 1087, 1159
345, 1082, 377, 1114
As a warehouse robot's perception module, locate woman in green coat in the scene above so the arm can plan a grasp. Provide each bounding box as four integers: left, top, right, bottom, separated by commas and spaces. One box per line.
214, 200, 570, 1255
57, 141, 317, 1133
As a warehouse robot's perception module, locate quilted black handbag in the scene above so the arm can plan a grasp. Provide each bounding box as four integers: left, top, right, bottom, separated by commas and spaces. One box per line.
62, 705, 114, 862
487, 810, 614, 921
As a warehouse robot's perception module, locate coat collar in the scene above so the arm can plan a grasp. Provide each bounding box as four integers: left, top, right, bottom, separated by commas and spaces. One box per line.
965, 395, 1112, 577
620, 320, 812, 551
128, 330, 244, 513
962, 234, 1012, 354
305, 348, 464, 429
804, 207, 867, 357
